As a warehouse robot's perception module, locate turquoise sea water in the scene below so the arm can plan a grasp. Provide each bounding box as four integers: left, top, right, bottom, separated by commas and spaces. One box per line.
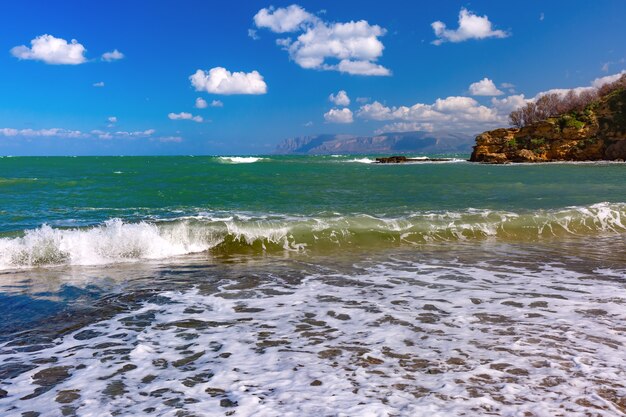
1, 155, 625, 416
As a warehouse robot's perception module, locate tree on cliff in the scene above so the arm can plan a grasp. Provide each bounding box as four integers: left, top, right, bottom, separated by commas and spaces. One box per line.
509, 74, 626, 128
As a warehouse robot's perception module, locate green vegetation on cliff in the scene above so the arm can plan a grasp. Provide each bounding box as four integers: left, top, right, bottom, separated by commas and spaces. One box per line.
471, 74, 626, 163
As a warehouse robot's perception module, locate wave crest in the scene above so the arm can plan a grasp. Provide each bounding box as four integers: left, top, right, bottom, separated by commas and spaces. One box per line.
218, 157, 266, 164
1, 203, 626, 269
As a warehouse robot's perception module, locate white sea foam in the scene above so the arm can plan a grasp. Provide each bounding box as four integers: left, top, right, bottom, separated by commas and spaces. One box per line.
0, 255, 624, 416
0, 219, 218, 269
346, 157, 375, 164
218, 156, 266, 164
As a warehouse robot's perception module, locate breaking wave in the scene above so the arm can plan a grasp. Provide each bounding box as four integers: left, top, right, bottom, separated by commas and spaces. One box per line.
1, 202, 626, 269
218, 157, 266, 164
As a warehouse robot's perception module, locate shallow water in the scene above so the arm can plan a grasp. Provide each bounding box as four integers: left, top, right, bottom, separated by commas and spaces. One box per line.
1, 156, 625, 416
0, 237, 625, 416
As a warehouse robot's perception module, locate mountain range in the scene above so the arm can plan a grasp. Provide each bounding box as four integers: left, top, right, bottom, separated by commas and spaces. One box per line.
274, 131, 473, 154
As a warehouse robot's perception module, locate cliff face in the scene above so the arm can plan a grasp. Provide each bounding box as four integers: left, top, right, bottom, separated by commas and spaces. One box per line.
470, 89, 626, 163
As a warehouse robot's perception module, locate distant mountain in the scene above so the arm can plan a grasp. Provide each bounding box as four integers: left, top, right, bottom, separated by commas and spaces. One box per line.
274, 131, 473, 154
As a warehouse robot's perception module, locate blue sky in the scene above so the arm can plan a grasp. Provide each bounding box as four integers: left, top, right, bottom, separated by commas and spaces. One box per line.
0, 0, 625, 155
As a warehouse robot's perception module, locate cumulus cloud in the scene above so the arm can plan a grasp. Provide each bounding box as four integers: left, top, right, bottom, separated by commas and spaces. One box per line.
469, 78, 504, 96
10, 34, 87, 64
93, 81, 105, 87
490, 94, 527, 113
356, 101, 396, 121
528, 70, 626, 102
431, 8, 508, 45
210, 100, 224, 107
255, 5, 390, 76
329, 90, 350, 106
102, 49, 124, 61
195, 97, 208, 109
591, 70, 626, 88
168, 112, 203, 122
324, 108, 353, 124
253, 4, 314, 33
357, 96, 503, 133
190, 67, 267, 95
337, 59, 390, 76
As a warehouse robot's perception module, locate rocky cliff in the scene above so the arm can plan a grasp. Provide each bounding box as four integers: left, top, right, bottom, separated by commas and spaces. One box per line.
470, 88, 626, 163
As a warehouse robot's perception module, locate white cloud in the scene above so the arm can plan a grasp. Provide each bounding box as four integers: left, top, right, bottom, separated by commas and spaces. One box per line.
253, 5, 315, 33
336, 59, 390, 76
91, 129, 156, 140
102, 49, 124, 61
431, 8, 509, 45
168, 112, 203, 122
356, 97, 370, 104
11, 34, 87, 64
195, 97, 208, 109
469, 77, 504, 96
153, 136, 183, 143
93, 81, 105, 87
248, 29, 260, 40
356, 101, 395, 121
304, 121, 313, 127
256, 6, 390, 76
358, 96, 503, 133
490, 94, 527, 113
210, 100, 224, 107
0, 127, 162, 141
532, 70, 626, 99
374, 122, 435, 134
329, 90, 350, 106
0, 128, 86, 138
108, 116, 117, 124
324, 108, 353, 124
190, 67, 267, 95
591, 70, 626, 88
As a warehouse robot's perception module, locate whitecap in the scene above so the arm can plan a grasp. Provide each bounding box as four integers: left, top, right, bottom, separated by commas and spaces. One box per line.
218, 156, 266, 164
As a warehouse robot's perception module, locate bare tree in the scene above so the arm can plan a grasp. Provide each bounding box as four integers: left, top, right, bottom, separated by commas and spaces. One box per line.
509, 74, 625, 127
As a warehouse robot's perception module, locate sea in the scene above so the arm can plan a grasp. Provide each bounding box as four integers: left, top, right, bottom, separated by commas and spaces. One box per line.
0, 155, 625, 416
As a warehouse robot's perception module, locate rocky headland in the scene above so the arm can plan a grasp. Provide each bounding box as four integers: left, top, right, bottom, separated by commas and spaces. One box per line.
471, 76, 626, 163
